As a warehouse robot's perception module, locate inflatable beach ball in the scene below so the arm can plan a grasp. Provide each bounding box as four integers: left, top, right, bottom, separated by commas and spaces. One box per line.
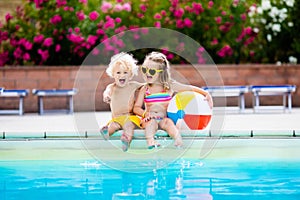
167, 91, 212, 130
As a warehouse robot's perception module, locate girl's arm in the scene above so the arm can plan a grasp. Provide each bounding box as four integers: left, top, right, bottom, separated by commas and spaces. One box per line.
133, 86, 147, 117
171, 81, 213, 108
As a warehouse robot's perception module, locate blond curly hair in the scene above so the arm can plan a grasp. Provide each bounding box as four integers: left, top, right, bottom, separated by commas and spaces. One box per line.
106, 52, 139, 79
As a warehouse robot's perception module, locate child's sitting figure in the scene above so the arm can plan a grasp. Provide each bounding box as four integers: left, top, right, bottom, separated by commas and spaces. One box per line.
100, 52, 143, 152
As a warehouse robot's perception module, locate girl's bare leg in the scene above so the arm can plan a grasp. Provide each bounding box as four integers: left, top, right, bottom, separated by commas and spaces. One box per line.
160, 118, 183, 147
143, 119, 160, 148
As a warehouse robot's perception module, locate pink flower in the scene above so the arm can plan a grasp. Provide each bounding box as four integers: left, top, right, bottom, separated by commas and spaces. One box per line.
161, 10, 166, 16
137, 13, 144, 18
210, 38, 218, 46
123, 3, 131, 12
101, 2, 112, 13
87, 35, 98, 45
43, 37, 53, 47
79, 0, 87, 4
96, 29, 105, 35
192, 2, 204, 15
34, 34, 44, 44
114, 4, 123, 12
38, 49, 49, 62
154, 13, 162, 20
167, 53, 174, 60
20, 39, 33, 50
184, 18, 193, 28
154, 21, 161, 28
23, 53, 30, 61
55, 44, 61, 52
115, 17, 122, 23
233, 0, 240, 7
56, 0, 67, 7
176, 19, 184, 29
5, 13, 13, 22
68, 33, 84, 43
92, 48, 100, 56
240, 13, 247, 21
176, 42, 185, 52
244, 36, 255, 46
33, 0, 43, 9
245, 27, 253, 35
208, 1, 214, 9
89, 11, 99, 21
173, 8, 184, 18
74, 27, 80, 33
76, 11, 85, 21
140, 4, 147, 12
217, 45, 233, 58
0, 31, 9, 41
13, 47, 22, 59
0, 51, 9, 66
221, 11, 227, 16
215, 16, 222, 24
104, 17, 115, 29
50, 14, 62, 25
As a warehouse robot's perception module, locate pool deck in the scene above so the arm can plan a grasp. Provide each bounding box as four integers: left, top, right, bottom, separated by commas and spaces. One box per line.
1, 108, 300, 134
1, 109, 300, 161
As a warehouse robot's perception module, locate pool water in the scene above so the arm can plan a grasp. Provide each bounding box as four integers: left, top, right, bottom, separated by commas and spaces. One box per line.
1, 159, 300, 200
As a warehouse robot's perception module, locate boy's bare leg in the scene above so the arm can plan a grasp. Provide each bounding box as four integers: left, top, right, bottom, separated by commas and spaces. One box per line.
160, 118, 183, 147
121, 121, 135, 152
100, 122, 121, 140
144, 119, 160, 149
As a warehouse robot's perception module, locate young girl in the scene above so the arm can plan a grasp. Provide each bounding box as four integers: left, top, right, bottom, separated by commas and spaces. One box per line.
101, 52, 143, 152
133, 52, 213, 149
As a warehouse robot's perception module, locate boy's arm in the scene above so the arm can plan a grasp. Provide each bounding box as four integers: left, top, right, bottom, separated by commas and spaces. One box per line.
133, 86, 146, 117
171, 81, 213, 108
103, 83, 114, 104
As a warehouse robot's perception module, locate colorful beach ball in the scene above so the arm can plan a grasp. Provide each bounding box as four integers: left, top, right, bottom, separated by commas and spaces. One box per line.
167, 91, 212, 130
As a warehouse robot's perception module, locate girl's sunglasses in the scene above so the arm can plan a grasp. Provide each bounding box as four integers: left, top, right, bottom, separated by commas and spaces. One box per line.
141, 66, 163, 76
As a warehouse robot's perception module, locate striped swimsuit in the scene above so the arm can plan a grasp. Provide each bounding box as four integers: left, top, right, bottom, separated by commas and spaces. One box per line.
144, 87, 172, 121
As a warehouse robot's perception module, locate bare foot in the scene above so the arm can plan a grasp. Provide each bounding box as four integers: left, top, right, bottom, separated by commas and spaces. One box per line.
100, 126, 109, 140
174, 134, 183, 148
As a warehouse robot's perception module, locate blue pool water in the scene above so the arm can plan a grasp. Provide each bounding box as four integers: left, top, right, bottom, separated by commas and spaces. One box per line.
1, 159, 300, 200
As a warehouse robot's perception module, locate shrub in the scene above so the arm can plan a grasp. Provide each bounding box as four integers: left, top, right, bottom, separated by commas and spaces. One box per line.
0, 0, 296, 66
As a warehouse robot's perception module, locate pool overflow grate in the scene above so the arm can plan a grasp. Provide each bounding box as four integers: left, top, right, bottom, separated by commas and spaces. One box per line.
1, 130, 300, 140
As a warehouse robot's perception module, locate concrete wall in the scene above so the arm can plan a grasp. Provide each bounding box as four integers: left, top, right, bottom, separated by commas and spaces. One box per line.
0, 64, 299, 113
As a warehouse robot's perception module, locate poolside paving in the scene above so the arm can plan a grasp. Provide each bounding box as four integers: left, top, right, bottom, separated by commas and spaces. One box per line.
1, 108, 300, 134
1, 108, 300, 161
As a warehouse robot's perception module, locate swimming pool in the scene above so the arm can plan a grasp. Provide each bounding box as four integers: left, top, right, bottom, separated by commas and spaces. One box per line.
1, 138, 300, 199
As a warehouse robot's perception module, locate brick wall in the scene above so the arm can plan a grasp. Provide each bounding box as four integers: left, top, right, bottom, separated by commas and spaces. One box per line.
0, 64, 299, 113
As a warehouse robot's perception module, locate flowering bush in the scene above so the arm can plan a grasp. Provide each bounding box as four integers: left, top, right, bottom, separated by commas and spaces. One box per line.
248, 0, 299, 63
0, 0, 295, 66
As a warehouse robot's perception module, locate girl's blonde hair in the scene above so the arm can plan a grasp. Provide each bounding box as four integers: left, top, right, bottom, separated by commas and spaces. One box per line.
106, 52, 139, 79
143, 51, 171, 90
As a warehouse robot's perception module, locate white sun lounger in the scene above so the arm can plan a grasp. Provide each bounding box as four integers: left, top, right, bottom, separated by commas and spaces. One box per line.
203, 85, 249, 112
0, 89, 29, 115
32, 88, 78, 115
250, 85, 296, 112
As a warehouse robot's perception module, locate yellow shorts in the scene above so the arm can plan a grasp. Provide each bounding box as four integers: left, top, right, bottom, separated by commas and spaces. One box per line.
108, 115, 141, 128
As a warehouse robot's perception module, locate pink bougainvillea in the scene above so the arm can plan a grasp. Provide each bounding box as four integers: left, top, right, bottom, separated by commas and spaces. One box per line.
0, 0, 262, 66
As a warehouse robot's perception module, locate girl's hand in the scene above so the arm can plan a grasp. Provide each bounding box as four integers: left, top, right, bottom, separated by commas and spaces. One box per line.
205, 93, 213, 109
142, 111, 151, 122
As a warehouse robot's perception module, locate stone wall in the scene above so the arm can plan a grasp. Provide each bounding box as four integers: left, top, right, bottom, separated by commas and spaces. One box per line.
0, 64, 299, 113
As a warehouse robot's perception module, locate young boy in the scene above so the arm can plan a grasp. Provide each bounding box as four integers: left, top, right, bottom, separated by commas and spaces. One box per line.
100, 52, 143, 152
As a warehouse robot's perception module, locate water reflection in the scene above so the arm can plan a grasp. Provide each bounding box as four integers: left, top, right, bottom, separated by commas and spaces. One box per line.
1, 159, 300, 199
